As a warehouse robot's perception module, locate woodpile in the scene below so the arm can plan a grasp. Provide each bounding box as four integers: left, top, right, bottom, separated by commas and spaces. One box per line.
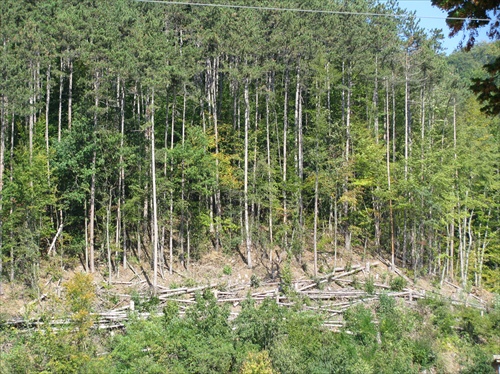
2, 260, 487, 332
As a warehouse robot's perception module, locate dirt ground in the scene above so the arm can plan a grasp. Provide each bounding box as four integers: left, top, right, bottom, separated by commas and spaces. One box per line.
0, 244, 493, 320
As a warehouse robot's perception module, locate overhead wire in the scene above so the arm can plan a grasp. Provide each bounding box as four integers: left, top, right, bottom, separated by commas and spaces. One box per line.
134, 0, 491, 22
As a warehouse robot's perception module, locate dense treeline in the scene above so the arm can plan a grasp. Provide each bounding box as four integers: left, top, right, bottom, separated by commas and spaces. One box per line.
0, 0, 499, 292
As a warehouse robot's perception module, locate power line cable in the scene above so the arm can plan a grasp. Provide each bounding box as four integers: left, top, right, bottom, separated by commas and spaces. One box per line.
134, 0, 490, 22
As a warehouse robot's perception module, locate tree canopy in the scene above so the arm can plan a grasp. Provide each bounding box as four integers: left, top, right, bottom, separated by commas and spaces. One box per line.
0, 0, 499, 295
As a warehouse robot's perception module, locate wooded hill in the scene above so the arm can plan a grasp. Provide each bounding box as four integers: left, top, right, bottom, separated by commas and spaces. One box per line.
0, 0, 499, 294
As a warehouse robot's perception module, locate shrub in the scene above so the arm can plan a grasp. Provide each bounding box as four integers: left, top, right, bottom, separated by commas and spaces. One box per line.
240, 351, 275, 374
390, 276, 407, 291
365, 276, 375, 295
223, 265, 232, 275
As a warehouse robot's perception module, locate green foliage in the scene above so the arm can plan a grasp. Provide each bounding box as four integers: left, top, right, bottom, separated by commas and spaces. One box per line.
235, 298, 286, 350
364, 276, 375, 295
63, 272, 96, 341
280, 258, 293, 294
343, 304, 378, 346
2, 291, 500, 373
239, 351, 275, 374
390, 276, 407, 292
1, 0, 500, 370
0, 0, 499, 299
460, 348, 496, 374
250, 274, 260, 288
64, 273, 95, 314
223, 264, 233, 275
418, 296, 455, 335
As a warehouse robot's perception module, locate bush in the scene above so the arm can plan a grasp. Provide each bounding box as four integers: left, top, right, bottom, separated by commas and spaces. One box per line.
223, 265, 232, 275
411, 338, 436, 368
240, 351, 275, 374
343, 304, 377, 346
365, 276, 375, 295
460, 348, 495, 374
390, 276, 407, 291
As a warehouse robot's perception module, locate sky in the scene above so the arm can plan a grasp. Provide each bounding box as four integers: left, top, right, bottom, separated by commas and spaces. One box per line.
391, 0, 490, 54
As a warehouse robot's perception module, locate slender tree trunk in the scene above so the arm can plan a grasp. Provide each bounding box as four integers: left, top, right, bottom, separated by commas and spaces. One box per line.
385, 80, 395, 268
265, 73, 274, 276
343, 62, 352, 256
450, 100, 457, 279
464, 210, 473, 288
58, 58, 64, 142
169, 87, 176, 274
161, 90, 169, 272
208, 57, 222, 252
373, 55, 379, 143
313, 169, 319, 277
107, 192, 112, 285
68, 57, 73, 130
295, 66, 304, 260
403, 53, 411, 268
89, 71, 99, 273
180, 85, 187, 268
283, 67, 289, 249
89, 151, 96, 273
0, 95, 5, 295
151, 90, 159, 292
252, 85, 259, 243
29, 60, 35, 167
244, 77, 252, 268
45, 64, 51, 181
391, 73, 396, 163
118, 78, 126, 268
84, 200, 89, 272
9, 115, 14, 281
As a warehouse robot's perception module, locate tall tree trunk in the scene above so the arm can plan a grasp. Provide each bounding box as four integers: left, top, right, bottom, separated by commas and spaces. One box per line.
0, 95, 5, 295
208, 57, 222, 251
282, 67, 289, 249
449, 99, 457, 279
151, 90, 159, 292
45, 64, 51, 182
169, 87, 176, 274
68, 57, 73, 130
58, 58, 64, 142
252, 86, 259, 243
180, 85, 187, 268
9, 115, 14, 281
106, 192, 112, 285
295, 66, 304, 261
244, 77, 252, 268
385, 80, 395, 268
89, 71, 99, 273
343, 62, 352, 256
29, 60, 35, 168
117, 78, 126, 269
373, 55, 379, 143
403, 53, 411, 268
89, 151, 96, 273
313, 84, 320, 277
266, 73, 274, 276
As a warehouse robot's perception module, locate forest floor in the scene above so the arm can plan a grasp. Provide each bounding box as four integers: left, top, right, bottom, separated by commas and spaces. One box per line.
0, 245, 493, 322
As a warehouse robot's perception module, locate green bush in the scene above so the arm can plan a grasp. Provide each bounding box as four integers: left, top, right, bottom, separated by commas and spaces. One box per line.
364, 276, 375, 295
343, 304, 378, 346
390, 276, 407, 291
223, 265, 232, 275
460, 348, 495, 374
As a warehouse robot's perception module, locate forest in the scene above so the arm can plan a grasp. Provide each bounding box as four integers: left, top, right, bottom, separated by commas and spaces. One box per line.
1, 0, 500, 372
0, 0, 499, 291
